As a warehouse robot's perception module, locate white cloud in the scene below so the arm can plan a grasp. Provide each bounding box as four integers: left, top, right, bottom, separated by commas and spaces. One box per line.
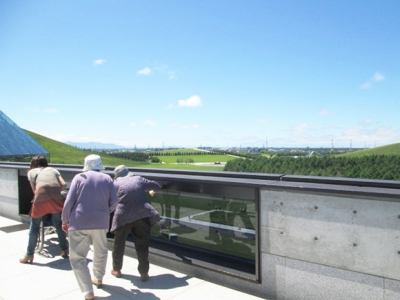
154, 65, 167, 72
178, 95, 202, 107
256, 118, 272, 123
318, 109, 330, 116
361, 118, 372, 126
373, 72, 385, 82
137, 67, 152, 76
180, 124, 199, 129
360, 71, 386, 89
340, 126, 400, 147
144, 119, 156, 126
360, 82, 372, 89
93, 59, 106, 66
130, 122, 136, 127
168, 71, 176, 80
43, 108, 59, 114
293, 123, 309, 135
137, 65, 176, 79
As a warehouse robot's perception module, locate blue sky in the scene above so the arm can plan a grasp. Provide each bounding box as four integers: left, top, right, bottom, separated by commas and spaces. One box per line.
1, 1, 399, 149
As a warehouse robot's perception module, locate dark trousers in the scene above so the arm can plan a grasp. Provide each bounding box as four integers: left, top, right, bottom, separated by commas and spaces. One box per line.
112, 217, 151, 275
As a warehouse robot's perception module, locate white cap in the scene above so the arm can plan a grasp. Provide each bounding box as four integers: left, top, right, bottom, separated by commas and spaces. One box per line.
83, 154, 105, 171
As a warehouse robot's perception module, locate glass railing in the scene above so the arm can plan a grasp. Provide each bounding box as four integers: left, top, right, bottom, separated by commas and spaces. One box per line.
149, 190, 256, 261
2, 162, 261, 277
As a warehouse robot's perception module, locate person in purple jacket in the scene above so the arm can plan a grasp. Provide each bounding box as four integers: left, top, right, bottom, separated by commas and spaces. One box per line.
62, 154, 119, 300
110, 165, 161, 282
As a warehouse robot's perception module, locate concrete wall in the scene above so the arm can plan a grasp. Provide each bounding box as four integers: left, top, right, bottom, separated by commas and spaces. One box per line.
260, 188, 400, 300
0, 168, 20, 220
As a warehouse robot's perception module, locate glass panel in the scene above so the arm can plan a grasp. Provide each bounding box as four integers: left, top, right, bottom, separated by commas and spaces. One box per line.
149, 189, 256, 261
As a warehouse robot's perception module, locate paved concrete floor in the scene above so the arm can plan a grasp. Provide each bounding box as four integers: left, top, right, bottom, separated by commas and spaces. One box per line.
0, 216, 264, 300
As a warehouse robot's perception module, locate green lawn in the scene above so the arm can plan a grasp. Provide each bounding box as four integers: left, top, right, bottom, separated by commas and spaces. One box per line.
158, 154, 233, 164
143, 163, 225, 171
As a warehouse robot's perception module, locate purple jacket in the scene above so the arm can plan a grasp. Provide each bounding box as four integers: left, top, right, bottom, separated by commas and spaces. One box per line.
110, 175, 161, 233
62, 171, 119, 231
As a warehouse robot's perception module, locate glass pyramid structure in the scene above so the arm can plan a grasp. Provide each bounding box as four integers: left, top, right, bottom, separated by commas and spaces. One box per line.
0, 110, 48, 158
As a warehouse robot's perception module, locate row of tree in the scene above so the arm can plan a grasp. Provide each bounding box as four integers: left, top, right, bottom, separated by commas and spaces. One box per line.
147, 151, 220, 156
223, 155, 400, 180
105, 152, 160, 163
176, 158, 194, 164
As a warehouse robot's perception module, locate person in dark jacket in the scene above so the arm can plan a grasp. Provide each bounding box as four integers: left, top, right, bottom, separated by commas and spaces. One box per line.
110, 165, 161, 281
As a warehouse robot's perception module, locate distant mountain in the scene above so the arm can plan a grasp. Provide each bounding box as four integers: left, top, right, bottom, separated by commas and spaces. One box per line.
66, 142, 126, 150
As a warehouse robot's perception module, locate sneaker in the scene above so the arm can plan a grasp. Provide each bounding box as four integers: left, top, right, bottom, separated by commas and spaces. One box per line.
140, 273, 149, 282
111, 269, 121, 278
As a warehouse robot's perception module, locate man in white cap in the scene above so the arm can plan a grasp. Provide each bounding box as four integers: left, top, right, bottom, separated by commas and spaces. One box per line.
62, 154, 119, 300
110, 165, 161, 281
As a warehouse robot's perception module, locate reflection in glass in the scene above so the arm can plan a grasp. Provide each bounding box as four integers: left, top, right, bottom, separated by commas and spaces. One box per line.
149, 190, 256, 261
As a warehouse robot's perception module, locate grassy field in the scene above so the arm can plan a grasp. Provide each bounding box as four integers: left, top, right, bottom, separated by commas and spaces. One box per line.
145, 163, 225, 171
159, 154, 234, 164
25, 130, 231, 171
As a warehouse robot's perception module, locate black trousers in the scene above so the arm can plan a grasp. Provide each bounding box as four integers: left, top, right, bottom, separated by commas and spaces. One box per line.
112, 217, 151, 275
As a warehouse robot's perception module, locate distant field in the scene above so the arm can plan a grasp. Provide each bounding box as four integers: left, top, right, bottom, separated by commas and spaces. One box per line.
144, 163, 225, 171
158, 154, 235, 164
142, 152, 236, 171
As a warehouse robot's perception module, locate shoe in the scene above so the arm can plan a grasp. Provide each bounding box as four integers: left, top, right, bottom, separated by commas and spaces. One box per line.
60, 250, 69, 258
85, 292, 94, 299
19, 255, 34, 264
140, 273, 149, 282
92, 279, 102, 289
111, 269, 121, 278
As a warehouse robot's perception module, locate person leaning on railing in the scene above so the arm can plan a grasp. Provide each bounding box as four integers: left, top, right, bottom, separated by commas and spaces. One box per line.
20, 155, 68, 264
110, 165, 161, 282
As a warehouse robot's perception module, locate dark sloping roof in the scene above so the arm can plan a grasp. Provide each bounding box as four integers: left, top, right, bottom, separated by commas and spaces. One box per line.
0, 110, 49, 157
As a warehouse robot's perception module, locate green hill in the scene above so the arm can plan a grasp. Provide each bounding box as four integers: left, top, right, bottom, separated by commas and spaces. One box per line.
24, 130, 147, 167
340, 143, 400, 157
